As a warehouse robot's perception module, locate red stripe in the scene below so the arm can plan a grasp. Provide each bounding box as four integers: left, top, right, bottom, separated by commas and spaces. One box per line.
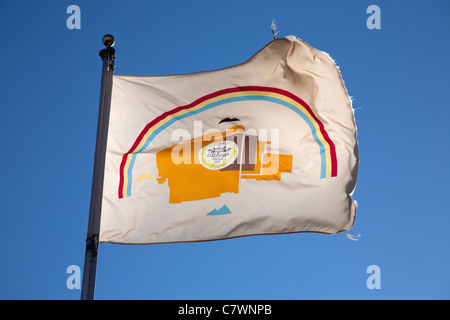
118, 86, 338, 198
118, 153, 127, 199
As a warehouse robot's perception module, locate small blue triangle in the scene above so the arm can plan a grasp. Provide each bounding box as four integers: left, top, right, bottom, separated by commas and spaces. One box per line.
206, 204, 232, 216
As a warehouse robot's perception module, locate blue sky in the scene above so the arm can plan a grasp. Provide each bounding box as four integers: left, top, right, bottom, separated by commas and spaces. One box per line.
0, 0, 449, 300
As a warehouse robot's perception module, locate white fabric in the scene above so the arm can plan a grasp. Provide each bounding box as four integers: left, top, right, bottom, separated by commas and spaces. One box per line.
99, 36, 358, 244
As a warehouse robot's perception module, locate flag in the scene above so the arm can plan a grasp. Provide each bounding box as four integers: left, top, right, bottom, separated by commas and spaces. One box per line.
99, 36, 358, 244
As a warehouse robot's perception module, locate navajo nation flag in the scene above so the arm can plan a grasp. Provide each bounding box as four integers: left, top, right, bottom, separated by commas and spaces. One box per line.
99, 36, 358, 244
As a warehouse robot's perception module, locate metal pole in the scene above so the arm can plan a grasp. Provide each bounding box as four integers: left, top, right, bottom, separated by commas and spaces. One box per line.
81, 34, 116, 300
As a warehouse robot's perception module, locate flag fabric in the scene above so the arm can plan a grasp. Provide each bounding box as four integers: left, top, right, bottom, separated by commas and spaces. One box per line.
99, 36, 358, 244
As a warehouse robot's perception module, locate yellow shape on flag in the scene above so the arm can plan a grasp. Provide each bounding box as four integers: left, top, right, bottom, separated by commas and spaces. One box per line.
156, 126, 293, 203
135, 173, 153, 182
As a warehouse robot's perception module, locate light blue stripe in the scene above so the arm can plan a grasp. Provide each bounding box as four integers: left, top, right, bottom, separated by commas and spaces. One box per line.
126, 95, 326, 197
206, 204, 232, 216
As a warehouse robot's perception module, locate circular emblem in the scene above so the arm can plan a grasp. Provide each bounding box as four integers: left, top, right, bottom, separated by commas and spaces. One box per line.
198, 140, 239, 170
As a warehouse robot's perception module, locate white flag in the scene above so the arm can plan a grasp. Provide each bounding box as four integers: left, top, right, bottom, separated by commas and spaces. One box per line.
99, 36, 358, 244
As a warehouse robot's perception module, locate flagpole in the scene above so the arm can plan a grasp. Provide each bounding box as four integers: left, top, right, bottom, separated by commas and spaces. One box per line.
81, 34, 116, 300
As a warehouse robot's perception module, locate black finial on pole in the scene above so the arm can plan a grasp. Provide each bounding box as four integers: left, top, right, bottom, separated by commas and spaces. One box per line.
102, 34, 115, 47
99, 34, 116, 70
81, 34, 116, 300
